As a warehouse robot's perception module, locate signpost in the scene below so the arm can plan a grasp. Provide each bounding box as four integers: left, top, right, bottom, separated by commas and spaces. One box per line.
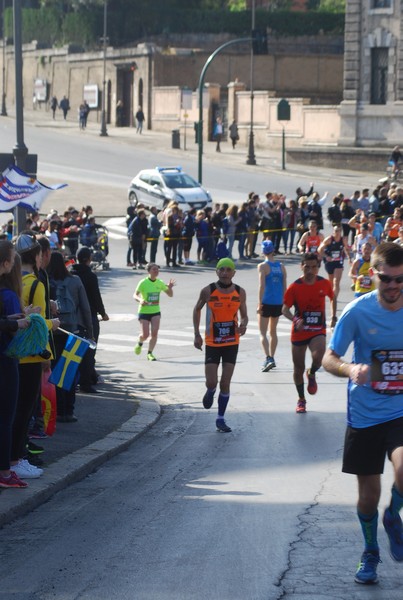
33, 78, 47, 103
181, 88, 192, 151
83, 84, 99, 109
277, 98, 290, 171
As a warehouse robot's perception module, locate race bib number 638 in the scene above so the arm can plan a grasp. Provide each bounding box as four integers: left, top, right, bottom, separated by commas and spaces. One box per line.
371, 350, 403, 394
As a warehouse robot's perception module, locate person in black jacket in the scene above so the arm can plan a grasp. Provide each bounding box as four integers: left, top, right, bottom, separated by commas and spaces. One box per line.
327, 195, 342, 226
71, 247, 109, 393
148, 206, 162, 264
0, 241, 31, 488
128, 210, 148, 269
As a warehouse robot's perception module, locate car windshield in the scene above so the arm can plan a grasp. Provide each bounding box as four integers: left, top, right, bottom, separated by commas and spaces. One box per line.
162, 173, 198, 189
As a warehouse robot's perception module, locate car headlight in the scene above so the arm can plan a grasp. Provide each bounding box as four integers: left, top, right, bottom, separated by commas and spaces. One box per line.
174, 192, 185, 202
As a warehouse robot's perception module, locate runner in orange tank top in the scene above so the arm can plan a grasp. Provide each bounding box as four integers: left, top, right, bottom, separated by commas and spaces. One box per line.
193, 258, 248, 433
297, 220, 324, 256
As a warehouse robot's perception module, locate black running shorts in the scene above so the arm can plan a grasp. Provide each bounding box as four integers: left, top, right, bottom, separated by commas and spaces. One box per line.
342, 417, 403, 475
261, 304, 282, 318
138, 312, 161, 321
205, 344, 239, 365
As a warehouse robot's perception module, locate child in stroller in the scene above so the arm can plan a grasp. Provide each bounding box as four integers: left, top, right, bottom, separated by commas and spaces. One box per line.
79, 217, 109, 270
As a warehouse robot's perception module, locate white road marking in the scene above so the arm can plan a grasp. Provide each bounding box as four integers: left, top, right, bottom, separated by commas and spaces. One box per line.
102, 217, 128, 240
104, 314, 136, 322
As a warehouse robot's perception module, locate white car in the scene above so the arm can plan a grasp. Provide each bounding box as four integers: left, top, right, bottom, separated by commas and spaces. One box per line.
127, 166, 212, 211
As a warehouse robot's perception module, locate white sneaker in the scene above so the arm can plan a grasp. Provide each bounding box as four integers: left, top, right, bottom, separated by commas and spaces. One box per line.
13, 459, 44, 479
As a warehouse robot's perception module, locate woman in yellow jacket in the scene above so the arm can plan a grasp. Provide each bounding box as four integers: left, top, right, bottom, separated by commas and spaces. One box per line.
10, 234, 60, 481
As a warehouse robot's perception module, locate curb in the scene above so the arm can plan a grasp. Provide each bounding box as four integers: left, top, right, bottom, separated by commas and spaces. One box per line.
0, 397, 161, 528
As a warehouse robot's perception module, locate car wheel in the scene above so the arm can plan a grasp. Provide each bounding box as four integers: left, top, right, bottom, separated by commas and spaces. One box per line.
129, 191, 138, 207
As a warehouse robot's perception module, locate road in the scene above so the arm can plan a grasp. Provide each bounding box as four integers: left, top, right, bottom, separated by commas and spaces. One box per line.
0, 109, 379, 221
1, 243, 400, 598
0, 115, 400, 598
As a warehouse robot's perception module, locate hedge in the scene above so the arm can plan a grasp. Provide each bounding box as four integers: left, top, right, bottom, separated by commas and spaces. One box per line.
3, 7, 345, 48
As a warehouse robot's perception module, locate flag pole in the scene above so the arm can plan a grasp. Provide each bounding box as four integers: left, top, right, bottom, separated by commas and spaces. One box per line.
57, 328, 97, 350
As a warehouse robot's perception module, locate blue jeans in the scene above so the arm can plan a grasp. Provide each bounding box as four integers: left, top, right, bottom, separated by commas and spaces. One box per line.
238, 233, 246, 258
282, 229, 296, 252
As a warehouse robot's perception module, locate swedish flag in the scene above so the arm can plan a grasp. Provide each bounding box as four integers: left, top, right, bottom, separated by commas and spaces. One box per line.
49, 334, 90, 391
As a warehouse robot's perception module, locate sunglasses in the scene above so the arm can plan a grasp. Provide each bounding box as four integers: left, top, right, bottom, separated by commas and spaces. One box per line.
374, 271, 403, 284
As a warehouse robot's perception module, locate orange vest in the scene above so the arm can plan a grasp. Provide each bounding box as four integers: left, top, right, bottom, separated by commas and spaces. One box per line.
387, 218, 400, 240
305, 234, 322, 254
205, 283, 241, 347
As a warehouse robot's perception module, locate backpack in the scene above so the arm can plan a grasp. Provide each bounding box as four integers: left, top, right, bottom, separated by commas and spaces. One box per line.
215, 239, 229, 259
54, 279, 77, 332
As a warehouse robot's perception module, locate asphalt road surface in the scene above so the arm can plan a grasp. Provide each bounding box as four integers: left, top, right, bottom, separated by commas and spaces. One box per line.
0, 114, 401, 598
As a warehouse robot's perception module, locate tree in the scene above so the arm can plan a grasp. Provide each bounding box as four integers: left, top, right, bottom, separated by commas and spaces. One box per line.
317, 0, 345, 10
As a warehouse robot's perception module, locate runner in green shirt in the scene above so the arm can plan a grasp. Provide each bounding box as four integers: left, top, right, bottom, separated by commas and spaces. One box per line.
133, 263, 175, 361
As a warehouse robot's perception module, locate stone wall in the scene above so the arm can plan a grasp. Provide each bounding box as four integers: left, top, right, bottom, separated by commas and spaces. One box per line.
0, 40, 341, 148
152, 85, 340, 149
153, 52, 343, 104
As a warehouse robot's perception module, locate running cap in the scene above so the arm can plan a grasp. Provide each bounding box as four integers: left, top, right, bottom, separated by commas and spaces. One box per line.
216, 258, 235, 270
261, 240, 274, 255
15, 233, 40, 255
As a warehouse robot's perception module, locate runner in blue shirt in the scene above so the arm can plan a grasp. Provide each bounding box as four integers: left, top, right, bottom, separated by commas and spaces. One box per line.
323, 242, 403, 585
257, 240, 286, 372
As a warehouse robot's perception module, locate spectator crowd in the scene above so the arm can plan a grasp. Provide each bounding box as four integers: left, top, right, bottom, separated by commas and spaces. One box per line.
124, 179, 403, 269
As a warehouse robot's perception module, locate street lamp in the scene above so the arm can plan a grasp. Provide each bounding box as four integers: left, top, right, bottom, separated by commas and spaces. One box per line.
1, 0, 7, 116
99, 0, 108, 137
13, 0, 28, 234
246, 0, 256, 165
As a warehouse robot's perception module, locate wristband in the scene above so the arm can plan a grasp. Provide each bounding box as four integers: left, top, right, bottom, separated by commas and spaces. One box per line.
338, 362, 346, 376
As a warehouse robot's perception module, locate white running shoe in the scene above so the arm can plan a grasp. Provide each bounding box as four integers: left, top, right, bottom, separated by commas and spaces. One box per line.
13, 459, 44, 479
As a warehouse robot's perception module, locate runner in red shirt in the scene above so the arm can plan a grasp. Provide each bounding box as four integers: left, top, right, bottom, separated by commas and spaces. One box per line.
282, 253, 335, 413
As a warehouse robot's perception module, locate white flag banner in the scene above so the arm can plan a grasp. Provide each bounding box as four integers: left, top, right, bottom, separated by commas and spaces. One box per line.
0, 165, 67, 212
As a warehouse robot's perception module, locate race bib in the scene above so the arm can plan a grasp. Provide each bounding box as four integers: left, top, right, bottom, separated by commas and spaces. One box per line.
331, 251, 341, 260
213, 321, 236, 344
302, 311, 323, 330
371, 350, 403, 394
360, 276, 372, 289
147, 292, 160, 305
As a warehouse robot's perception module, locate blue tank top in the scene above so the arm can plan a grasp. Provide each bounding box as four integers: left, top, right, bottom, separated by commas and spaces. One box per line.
262, 261, 284, 305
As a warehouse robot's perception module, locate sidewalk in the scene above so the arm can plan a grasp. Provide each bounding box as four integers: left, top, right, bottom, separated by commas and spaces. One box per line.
15, 105, 379, 180
0, 375, 161, 528
4, 105, 360, 181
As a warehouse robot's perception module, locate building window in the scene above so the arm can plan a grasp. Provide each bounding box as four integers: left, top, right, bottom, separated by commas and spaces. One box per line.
371, 48, 388, 104
372, 0, 391, 7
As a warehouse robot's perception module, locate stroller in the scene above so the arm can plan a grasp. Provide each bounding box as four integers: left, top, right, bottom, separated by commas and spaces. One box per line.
79, 223, 110, 270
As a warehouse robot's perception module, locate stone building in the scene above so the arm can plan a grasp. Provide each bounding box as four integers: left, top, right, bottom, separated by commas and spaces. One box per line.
0, 36, 343, 136
339, 0, 403, 146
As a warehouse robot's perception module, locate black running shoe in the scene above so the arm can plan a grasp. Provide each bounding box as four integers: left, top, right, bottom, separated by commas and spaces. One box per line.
203, 390, 214, 409
216, 419, 232, 433
27, 441, 44, 454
